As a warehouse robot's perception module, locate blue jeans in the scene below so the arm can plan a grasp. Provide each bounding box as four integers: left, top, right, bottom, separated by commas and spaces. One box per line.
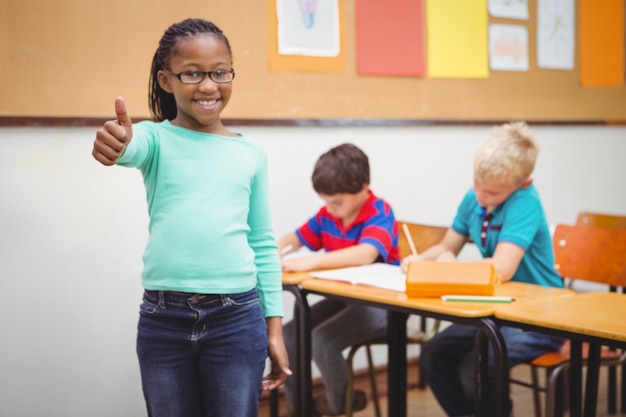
136, 289, 268, 417
282, 298, 388, 414
420, 323, 564, 417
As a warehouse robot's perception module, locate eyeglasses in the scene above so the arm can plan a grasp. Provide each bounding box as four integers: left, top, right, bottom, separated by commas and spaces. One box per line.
167, 69, 235, 84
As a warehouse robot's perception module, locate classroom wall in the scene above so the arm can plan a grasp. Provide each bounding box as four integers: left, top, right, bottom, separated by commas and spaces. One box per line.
1, 124, 625, 416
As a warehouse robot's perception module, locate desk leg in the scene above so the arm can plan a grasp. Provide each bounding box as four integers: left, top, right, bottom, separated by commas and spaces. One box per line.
583, 343, 601, 417
287, 286, 313, 417
474, 319, 508, 417
570, 340, 583, 417
474, 327, 489, 417
387, 311, 408, 417
622, 363, 626, 413
608, 360, 616, 414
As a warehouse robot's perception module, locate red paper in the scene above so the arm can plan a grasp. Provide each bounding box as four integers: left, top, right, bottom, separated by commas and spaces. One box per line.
356, 0, 426, 76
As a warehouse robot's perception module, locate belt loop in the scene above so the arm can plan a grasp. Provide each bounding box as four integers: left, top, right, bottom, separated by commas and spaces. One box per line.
220, 294, 232, 306
158, 291, 166, 309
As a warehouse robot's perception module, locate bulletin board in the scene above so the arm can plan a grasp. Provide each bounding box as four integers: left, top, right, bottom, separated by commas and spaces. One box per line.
0, 0, 624, 125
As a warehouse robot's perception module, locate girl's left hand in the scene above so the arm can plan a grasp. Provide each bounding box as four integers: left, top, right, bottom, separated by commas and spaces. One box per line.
262, 318, 292, 391
262, 348, 292, 391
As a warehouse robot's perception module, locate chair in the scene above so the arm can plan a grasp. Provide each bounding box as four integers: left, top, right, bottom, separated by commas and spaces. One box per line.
344, 222, 447, 417
509, 223, 626, 417
576, 211, 626, 231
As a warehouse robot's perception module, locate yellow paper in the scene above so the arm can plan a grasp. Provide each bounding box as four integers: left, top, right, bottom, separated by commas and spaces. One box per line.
426, 0, 489, 78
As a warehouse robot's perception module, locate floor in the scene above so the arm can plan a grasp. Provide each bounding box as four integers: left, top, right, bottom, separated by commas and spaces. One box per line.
259, 361, 626, 417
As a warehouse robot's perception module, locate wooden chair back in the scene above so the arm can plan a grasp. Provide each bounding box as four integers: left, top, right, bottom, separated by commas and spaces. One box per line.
553, 224, 626, 288
397, 221, 448, 259
576, 211, 626, 230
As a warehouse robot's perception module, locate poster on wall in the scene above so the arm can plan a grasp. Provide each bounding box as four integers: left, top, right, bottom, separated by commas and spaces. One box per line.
537, 0, 574, 70
276, 0, 340, 57
489, 24, 529, 71
267, 0, 346, 72
579, 0, 625, 87
356, 0, 427, 76
426, 0, 489, 78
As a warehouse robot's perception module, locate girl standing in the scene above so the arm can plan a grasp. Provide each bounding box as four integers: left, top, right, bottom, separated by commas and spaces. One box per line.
92, 18, 290, 417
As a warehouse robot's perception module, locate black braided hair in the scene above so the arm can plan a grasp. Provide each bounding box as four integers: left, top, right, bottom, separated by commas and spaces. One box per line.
148, 18, 232, 122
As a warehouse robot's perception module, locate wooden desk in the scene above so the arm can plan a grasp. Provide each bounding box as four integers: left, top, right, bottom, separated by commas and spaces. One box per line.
297, 279, 574, 417
300, 280, 504, 417
496, 292, 626, 417
282, 271, 312, 287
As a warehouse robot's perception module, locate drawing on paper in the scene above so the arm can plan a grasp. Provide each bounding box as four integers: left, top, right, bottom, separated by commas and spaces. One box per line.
276, 0, 340, 57
300, 0, 318, 29
489, 24, 529, 71
537, 0, 574, 70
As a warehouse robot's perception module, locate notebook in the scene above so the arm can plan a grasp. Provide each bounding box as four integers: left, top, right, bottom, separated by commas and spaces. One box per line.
309, 263, 406, 292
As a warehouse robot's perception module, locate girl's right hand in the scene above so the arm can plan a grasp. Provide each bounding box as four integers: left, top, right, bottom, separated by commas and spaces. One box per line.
92, 97, 133, 166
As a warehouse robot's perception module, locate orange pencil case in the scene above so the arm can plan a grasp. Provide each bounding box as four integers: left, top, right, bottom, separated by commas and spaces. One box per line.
405, 261, 499, 298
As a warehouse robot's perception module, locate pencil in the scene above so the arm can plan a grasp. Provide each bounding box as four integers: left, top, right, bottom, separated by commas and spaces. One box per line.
402, 223, 419, 256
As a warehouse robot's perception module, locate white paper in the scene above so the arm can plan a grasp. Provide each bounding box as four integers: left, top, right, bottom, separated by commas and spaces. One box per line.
537, 0, 574, 70
488, 0, 529, 20
310, 263, 406, 292
276, 0, 340, 57
489, 24, 529, 71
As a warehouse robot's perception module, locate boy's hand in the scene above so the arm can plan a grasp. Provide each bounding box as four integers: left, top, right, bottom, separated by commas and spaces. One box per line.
281, 254, 322, 272
400, 254, 422, 273
92, 97, 133, 166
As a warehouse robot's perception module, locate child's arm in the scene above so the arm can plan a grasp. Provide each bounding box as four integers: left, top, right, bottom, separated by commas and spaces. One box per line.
92, 97, 133, 166
277, 232, 302, 255
262, 316, 292, 391
482, 242, 525, 282
401, 228, 467, 272
420, 228, 466, 260
281, 243, 379, 272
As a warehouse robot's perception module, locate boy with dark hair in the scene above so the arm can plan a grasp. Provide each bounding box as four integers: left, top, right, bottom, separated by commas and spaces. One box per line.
279, 143, 399, 416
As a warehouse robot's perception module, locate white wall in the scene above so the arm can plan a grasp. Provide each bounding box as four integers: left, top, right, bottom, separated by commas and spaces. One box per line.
1, 124, 624, 416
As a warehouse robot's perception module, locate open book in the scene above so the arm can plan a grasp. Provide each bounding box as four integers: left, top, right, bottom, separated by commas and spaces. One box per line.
309, 263, 406, 292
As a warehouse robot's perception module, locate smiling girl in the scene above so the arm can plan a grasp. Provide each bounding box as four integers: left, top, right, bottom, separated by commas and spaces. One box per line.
92, 18, 290, 417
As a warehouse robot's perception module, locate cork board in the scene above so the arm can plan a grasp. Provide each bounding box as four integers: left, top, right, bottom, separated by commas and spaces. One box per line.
0, 0, 624, 123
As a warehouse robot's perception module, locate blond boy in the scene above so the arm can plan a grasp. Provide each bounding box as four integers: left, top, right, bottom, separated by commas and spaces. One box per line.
402, 122, 564, 417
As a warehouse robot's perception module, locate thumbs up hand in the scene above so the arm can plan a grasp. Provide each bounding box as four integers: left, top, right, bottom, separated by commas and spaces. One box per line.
92, 97, 134, 166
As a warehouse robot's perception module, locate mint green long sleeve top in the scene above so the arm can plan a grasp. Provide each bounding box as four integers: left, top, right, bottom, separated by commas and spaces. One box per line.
116, 120, 283, 318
